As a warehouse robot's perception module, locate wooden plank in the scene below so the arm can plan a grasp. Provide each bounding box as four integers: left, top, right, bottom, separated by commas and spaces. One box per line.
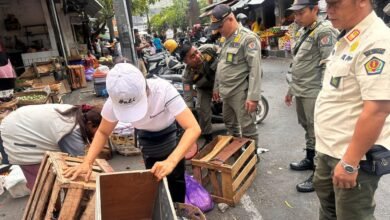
200, 136, 232, 162
192, 166, 203, 185
27, 159, 52, 219
210, 171, 221, 197
23, 153, 49, 220
232, 155, 257, 192
221, 171, 234, 201
231, 142, 255, 177
193, 137, 220, 160
58, 185, 84, 220
80, 193, 95, 220
44, 180, 62, 220
33, 169, 57, 220
233, 167, 257, 205
95, 159, 114, 173
191, 160, 232, 173
210, 139, 250, 165
211, 195, 235, 207
97, 170, 159, 220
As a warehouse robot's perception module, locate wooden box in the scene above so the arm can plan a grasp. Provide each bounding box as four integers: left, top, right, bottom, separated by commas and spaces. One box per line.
23, 152, 113, 220
96, 170, 177, 220
191, 136, 257, 206
67, 65, 87, 89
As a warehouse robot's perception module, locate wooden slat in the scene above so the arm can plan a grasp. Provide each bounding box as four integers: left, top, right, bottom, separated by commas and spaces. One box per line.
80, 193, 95, 220
192, 167, 203, 185
95, 159, 114, 173
200, 136, 232, 162
26, 160, 52, 219
210, 171, 221, 197
59, 185, 84, 220
191, 160, 232, 173
210, 139, 249, 165
232, 155, 257, 192
193, 137, 220, 160
44, 180, 62, 220
231, 142, 255, 177
233, 167, 257, 205
33, 169, 56, 220
221, 171, 234, 200
23, 153, 49, 220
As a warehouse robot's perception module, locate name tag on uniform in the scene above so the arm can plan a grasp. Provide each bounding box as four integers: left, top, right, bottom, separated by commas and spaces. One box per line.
226, 53, 234, 63
330, 76, 341, 88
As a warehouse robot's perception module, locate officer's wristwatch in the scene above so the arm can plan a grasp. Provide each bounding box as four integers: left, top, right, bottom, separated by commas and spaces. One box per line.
340, 159, 360, 174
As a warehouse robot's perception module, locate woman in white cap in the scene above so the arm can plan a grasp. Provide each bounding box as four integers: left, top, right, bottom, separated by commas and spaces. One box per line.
64, 63, 201, 202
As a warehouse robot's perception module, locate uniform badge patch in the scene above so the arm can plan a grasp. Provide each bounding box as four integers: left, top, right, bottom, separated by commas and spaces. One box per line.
363, 48, 386, 57
320, 35, 332, 47
226, 53, 233, 63
346, 29, 360, 42
364, 57, 385, 75
247, 41, 257, 50
330, 76, 341, 88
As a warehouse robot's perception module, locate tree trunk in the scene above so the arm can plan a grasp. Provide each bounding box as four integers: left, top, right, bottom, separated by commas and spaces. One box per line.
107, 18, 115, 40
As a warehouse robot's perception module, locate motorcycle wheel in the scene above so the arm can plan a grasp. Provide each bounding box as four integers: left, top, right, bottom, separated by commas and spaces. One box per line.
255, 96, 269, 124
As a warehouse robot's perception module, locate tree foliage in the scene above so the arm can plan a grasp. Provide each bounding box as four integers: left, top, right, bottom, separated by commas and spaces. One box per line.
150, 0, 189, 32
90, 0, 115, 39
132, 0, 160, 15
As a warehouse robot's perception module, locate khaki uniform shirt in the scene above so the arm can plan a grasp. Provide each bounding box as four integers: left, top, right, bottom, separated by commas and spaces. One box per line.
315, 12, 390, 159
289, 20, 339, 97
215, 26, 262, 101
182, 44, 218, 107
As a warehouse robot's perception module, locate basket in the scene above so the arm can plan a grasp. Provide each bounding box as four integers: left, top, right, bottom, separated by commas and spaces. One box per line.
14, 91, 48, 106
0, 98, 18, 110
32, 82, 62, 92
109, 133, 141, 156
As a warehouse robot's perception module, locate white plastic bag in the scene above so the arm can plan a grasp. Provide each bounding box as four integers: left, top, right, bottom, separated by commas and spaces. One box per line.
4, 165, 30, 198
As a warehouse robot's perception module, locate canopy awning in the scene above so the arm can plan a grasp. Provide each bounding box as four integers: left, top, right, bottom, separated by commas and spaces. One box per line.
199, 0, 238, 18
64, 0, 103, 17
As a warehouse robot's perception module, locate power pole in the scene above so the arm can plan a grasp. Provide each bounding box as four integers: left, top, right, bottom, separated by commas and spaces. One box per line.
113, 0, 137, 64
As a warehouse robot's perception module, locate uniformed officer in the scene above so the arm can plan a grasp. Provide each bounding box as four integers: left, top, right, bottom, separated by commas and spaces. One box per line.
210, 4, 262, 151
313, 0, 390, 219
285, 0, 338, 193
175, 42, 219, 144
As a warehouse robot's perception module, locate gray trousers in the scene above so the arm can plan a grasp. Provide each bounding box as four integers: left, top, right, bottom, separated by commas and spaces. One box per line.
313, 152, 381, 220
295, 97, 316, 150
222, 90, 259, 146
196, 88, 213, 135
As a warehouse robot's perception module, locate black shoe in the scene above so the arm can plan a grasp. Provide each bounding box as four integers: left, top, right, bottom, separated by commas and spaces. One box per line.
290, 158, 314, 171
296, 174, 314, 193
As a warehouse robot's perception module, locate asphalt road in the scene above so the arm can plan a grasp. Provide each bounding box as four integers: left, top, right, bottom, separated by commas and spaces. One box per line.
1, 57, 389, 220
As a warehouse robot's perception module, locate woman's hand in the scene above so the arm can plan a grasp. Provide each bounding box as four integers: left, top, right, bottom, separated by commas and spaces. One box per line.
63, 162, 93, 182
150, 159, 176, 181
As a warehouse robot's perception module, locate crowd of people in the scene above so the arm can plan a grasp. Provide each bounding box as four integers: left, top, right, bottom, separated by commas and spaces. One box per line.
1, 0, 389, 219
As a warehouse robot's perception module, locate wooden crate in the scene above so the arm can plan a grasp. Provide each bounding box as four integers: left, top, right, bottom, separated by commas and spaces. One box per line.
23, 152, 114, 220
96, 170, 177, 220
67, 65, 87, 89
191, 135, 258, 206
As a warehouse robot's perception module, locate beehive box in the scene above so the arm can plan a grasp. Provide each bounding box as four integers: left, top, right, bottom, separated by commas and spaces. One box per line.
22, 152, 113, 220
96, 170, 177, 220
191, 136, 257, 206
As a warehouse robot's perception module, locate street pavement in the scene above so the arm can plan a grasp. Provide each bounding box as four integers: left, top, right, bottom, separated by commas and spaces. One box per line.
1, 57, 390, 220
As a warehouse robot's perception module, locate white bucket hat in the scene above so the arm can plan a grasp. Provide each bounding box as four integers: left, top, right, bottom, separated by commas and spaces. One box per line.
106, 63, 147, 122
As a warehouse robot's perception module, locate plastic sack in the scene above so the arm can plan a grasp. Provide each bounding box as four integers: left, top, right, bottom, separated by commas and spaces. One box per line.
185, 173, 214, 212
4, 165, 30, 198
85, 67, 95, 81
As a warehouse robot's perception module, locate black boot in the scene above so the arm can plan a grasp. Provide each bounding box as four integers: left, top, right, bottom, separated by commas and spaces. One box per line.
296, 173, 315, 193
290, 149, 315, 171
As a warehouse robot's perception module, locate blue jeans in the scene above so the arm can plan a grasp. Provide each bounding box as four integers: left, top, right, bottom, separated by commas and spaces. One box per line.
0, 135, 9, 164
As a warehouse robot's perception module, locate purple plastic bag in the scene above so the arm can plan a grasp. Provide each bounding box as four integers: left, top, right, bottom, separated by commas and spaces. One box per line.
85, 68, 94, 81
185, 173, 214, 212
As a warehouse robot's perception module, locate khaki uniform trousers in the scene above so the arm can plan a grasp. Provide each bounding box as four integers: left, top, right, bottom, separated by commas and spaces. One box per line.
313, 152, 381, 220
222, 90, 258, 146
295, 97, 316, 150
196, 88, 213, 135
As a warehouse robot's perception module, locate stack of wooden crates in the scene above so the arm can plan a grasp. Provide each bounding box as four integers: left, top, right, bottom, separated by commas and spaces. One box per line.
22, 152, 113, 220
